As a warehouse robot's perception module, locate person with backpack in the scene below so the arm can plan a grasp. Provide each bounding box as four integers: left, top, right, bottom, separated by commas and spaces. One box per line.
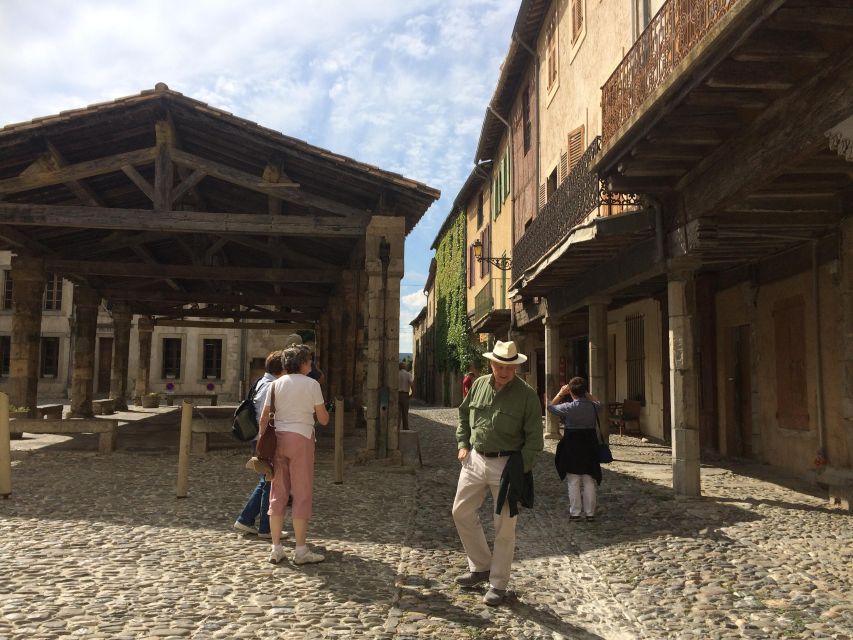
233, 350, 284, 538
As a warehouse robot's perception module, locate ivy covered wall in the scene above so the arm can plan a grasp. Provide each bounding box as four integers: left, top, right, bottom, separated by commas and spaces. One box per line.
435, 209, 481, 373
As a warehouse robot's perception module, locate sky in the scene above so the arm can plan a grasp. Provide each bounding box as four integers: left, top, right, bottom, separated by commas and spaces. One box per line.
0, 0, 519, 352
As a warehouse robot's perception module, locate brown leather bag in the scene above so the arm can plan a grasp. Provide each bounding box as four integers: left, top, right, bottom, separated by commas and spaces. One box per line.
256, 385, 277, 462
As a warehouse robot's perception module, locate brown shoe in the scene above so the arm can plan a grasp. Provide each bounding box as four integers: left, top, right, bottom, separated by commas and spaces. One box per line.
483, 587, 507, 606
455, 570, 490, 587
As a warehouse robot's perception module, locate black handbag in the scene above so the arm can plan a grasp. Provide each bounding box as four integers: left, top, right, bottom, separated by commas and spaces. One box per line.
595, 411, 613, 464
232, 378, 262, 442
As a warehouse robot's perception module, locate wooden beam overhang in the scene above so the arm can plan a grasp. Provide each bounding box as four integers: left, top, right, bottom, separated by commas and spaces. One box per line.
135, 308, 318, 321
100, 289, 325, 307
152, 319, 316, 330
0, 203, 368, 237
44, 259, 341, 283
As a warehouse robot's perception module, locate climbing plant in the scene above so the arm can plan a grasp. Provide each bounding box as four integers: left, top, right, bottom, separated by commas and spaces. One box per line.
435, 210, 483, 373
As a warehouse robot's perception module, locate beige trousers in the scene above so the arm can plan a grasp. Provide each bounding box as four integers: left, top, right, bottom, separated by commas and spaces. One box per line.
451, 449, 517, 590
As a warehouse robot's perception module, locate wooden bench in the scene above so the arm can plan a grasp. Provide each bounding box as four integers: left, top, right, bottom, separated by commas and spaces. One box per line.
10, 418, 119, 453
190, 407, 234, 453
37, 404, 64, 420
164, 393, 218, 407
92, 399, 116, 415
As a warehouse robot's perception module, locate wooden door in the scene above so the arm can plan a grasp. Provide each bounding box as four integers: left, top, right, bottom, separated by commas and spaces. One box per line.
726, 325, 753, 457
97, 337, 113, 394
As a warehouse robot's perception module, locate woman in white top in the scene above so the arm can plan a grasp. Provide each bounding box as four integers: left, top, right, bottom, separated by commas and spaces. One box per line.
258, 346, 329, 565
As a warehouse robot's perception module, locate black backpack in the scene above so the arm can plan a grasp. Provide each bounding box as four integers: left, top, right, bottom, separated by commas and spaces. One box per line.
232, 378, 263, 442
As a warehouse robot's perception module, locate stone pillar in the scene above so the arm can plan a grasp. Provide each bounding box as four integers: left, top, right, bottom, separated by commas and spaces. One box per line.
841, 218, 853, 467
134, 316, 154, 401
340, 269, 359, 406
109, 302, 132, 411
9, 255, 46, 417
543, 313, 561, 439
364, 216, 405, 458
588, 297, 611, 440
668, 268, 701, 496
69, 286, 100, 418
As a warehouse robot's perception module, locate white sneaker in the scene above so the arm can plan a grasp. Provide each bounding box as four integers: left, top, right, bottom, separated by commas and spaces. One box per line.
292, 549, 325, 565
233, 521, 257, 535
269, 546, 288, 564
258, 531, 287, 540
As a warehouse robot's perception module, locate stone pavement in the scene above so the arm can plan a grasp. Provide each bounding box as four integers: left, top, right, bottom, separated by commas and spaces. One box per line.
0, 406, 851, 639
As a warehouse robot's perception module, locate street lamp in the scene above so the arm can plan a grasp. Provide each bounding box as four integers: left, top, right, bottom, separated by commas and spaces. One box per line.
472, 239, 512, 271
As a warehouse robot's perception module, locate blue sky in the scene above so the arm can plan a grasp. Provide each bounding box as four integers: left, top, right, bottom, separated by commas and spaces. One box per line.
0, 0, 518, 349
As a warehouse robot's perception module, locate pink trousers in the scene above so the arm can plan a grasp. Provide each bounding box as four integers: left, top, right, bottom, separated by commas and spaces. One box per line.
267, 431, 315, 519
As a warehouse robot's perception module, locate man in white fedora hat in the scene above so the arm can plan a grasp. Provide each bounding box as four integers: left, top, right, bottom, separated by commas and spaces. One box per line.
452, 340, 543, 606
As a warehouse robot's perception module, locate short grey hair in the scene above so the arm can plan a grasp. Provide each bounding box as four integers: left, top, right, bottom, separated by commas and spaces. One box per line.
281, 345, 310, 374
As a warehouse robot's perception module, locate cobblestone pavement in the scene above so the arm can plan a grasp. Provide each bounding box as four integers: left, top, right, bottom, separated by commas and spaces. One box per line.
1, 406, 851, 639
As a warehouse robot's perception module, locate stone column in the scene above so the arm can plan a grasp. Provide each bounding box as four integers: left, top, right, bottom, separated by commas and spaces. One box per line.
543, 313, 561, 439
588, 297, 611, 440
69, 286, 100, 418
364, 216, 405, 458
134, 316, 154, 401
668, 268, 701, 496
9, 255, 46, 417
340, 269, 359, 406
109, 302, 132, 411
841, 218, 853, 467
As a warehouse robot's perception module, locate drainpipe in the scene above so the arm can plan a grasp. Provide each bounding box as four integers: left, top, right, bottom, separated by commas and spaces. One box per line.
812, 240, 827, 462
487, 104, 513, 339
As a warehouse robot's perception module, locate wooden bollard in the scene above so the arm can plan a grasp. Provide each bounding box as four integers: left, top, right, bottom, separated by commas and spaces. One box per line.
334, 396, 344, 484
176, 400, 193, 498
0, 393, 10, 498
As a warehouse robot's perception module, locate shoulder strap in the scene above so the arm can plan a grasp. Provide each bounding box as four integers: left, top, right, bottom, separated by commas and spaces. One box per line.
594, 409, 604, 444
246, 377, 262, 401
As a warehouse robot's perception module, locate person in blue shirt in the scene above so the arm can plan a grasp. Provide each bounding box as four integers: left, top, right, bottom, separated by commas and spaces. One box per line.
233, 350, 284, 538
548, 376, 602, 521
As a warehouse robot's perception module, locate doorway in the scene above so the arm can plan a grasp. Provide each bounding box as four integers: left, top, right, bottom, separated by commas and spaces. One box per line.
726, 324, 753, 457
97, 337, 113, 394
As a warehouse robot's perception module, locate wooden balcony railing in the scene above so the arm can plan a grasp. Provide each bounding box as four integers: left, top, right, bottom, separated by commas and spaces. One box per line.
473, 278, 493, 323
511, 136, 642, 284
601, 0, 742, 143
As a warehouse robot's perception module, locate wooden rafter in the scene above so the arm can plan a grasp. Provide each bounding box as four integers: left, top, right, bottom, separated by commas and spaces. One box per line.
99, 288, 325, 307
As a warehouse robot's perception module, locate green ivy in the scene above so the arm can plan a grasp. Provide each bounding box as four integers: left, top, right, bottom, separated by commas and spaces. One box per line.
435, 210, 483, 373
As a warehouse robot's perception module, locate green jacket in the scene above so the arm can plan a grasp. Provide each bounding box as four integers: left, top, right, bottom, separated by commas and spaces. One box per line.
457, 374, 544, 472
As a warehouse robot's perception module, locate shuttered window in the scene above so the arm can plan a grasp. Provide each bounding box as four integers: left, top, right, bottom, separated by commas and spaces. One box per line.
571, 0, 584, 44
559, 152, 569, 183
479, 226, 492, 278
545, 15, 558, 92
567, 126, 585, 173
626, 315, 645, 404
492, 153, 511, 219
538, 183, 547, 211
773, 296, 810, 430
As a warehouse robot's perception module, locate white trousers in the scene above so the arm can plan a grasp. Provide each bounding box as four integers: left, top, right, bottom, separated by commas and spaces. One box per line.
451, 449, 517, 590
567, 473, 597, 517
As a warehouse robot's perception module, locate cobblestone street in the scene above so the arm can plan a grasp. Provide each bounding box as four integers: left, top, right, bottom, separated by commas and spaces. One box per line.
1, 405, 851, 639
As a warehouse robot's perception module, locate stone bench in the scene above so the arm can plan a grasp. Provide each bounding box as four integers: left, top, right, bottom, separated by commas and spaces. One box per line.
164, 393, 218, 407
37, 404, 63, 420
92, 399, 116, 415
190, 407, 235, 453
10, 418, 118, 453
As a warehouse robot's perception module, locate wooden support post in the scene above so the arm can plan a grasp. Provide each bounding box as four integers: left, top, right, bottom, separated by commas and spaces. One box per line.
0, 392, 10, 498
334, 396, 344, 484
69, 286, 100, 418
134, 317, 154, 401
9, 255, 45, 417
841, 218, 853, 467
109, 302, 132, 411
588, 298, 611, 440
544, 313, 561, 440
153, 121, 174, 212
176, 400, 193, 498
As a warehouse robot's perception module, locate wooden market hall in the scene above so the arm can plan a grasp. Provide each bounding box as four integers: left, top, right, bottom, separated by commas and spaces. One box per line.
0, 83, 440, 458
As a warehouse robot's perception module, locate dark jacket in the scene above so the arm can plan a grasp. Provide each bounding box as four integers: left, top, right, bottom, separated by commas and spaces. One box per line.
496, 451, 534, 517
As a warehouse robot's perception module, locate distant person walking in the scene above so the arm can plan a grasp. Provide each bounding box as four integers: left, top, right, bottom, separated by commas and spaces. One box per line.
549, 376, 602, 521
462, 363, 481, 398
398, 362, 413, 430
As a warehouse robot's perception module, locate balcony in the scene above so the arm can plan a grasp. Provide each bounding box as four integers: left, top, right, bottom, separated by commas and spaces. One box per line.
601, 0, 743, 144
473, 278, 493, 324
511, 137, 641, 285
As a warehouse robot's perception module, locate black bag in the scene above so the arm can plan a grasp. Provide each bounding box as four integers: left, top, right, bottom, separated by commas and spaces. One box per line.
595, 410, 613, 464
232, 378, 262, 442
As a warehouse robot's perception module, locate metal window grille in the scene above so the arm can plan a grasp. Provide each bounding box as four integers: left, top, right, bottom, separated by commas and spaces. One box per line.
626, 315, 645, 403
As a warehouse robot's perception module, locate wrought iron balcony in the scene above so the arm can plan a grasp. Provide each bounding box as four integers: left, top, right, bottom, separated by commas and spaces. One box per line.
473, 278, 493, 323
602, 0, 742, 143
511, 136, 641, 284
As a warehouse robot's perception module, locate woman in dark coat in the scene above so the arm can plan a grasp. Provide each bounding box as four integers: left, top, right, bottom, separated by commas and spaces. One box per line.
549, 377, 602, 521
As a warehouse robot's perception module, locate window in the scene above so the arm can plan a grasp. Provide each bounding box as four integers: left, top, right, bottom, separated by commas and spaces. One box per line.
773, 296, 809, 430
477, 192, 484, 229
567, 125, 586, 173
546, 167, 558, 199
626, 315, 645, 404
202, 339, 222, 379
492, 153, 511, 219
479, 226, 491, 278
571, 0, 585, 45
43, 273, 63, 311
2, 271, 12, 310
522, 87, 532, 154
633, 0, 652, 41
162, 337, 182, 379
40, 337, 59, 378
0, 336, 9, 376
545, 15, 558, 93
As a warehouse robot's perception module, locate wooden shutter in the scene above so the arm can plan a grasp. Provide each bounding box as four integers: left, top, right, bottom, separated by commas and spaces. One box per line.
559, 152, 569, 183
572, 0, 584, 43
773, 296, 810, 430
567, 125, 585, 173
538, 183, 547, 211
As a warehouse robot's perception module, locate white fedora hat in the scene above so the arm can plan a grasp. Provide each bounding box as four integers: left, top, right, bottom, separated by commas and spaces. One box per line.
483, 340, 527, 365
